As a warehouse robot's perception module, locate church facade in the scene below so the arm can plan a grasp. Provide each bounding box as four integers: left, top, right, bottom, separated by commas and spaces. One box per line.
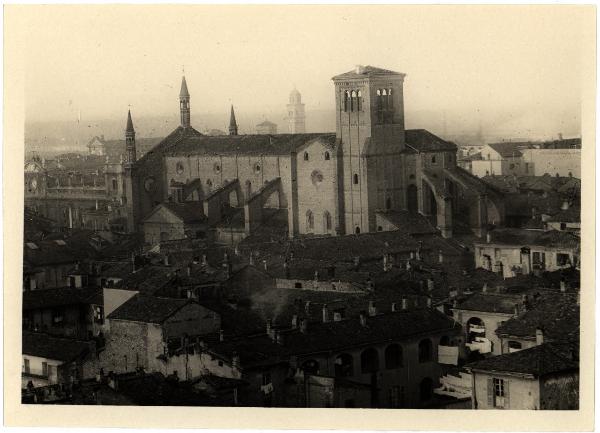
124, 65, 503, 242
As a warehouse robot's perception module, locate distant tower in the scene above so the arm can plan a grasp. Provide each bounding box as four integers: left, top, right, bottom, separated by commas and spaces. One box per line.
229, 105, 238, 136
287, 87, 305, 134
125, 110, 136, 164
180, 75, 191, 128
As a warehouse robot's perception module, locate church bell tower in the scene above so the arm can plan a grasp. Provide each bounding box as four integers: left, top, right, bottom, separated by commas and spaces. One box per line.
180, 75, 191, 128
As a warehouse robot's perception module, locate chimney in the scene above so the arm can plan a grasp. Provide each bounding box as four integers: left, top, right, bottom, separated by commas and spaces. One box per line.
333, 312, 342, 321
234, 246, 240, 256
359, 311, 367, 327
322, 304, 329, 323
401, 298, 408, 310
486, 232, 492, 243
416, 249, 421, 261
427, 297, 432, 308
291, 314, 298, 329
300, 319, 308, 334
383, 254, 388, 271
75, 261, 80, 271
284, 261, 290, 279
219, 329, 225, 342
406, 260, 411, 271
164, 255, 169, 266
262, 260, 268, 271
482, 283, 488, 293
276, 330, 285, 345
427, 279, 434, 292
514, 304, 520, 318
560, 279, 566, 293
438, 250, 444, 264
561, 200, 569, 211
536, 328, 544, 345
391, 302, 397, 312
410, 251, 415, 260
266, 319, 273, 338
355, 64, 365, 74
249, 252, 254, 266
201, 254, 208, 266
305, 301, 311, 315
232, 352, 240, 370
314, 270, 319, 281
368, 301, 377, 316
187, 265, 191, 277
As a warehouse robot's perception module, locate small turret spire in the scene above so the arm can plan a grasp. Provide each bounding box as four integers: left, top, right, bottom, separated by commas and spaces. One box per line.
229, 105, 238, 136
125, 109, 136, 165
179, 75, 191, 128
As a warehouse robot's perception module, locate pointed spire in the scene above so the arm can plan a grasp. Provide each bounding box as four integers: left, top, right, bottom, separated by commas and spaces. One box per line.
180, 76, 190, 98
229, 105, 238, 136
126, 109, 135, 133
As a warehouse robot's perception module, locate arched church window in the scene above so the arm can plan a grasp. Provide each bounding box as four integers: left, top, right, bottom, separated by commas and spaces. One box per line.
353, 174, 359, 185
357, 90, 362, 111
350, 90, 357, 112
324, 152, 330, 161
355, 226, 361, 234
344, 91, 350, 112
304, 152, 309, 161
323, 211, 332, 231
306, 210, 314, 230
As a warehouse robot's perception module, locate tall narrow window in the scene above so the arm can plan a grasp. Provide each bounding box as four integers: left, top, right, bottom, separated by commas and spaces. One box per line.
306, 210, 314, 230
357, 90, 362, 111
350, 90, 356, 112
353, 174, 359, 185
376, 89, 383, 123
304, 152, 309, 161
324, 151, 330, 161
323, 211, 332, 231
344, 91, 350, 112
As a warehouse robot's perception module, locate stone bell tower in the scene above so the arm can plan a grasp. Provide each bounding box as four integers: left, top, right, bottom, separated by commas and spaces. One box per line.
332, 65, 407, 235
286, 87, 306, 134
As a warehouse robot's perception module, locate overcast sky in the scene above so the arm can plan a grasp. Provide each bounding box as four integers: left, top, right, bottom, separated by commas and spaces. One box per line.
22, 5, 587, 137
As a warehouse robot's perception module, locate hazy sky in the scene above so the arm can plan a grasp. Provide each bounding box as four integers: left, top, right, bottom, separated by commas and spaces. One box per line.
22, 5, 588, 137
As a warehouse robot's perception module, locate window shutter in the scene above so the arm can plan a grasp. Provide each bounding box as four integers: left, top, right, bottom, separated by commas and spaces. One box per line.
487, 377, 494, 408
504, 380, 510, 409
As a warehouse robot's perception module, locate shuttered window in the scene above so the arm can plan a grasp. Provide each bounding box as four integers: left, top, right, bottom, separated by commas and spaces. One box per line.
487, 377, 510, 409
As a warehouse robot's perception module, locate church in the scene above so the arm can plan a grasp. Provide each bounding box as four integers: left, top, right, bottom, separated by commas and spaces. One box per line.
124, 65, 504, 243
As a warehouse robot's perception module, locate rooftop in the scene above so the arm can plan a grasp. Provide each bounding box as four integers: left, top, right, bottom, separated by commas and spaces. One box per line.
22, 331, 92, 362
467, 342, 578, 377
107, 294, 192, 324
477, 228, 580, 249
23, 287, 102, 310
405, 129, 457, 153
332, 65, 405, 80
486, 142, 523, 158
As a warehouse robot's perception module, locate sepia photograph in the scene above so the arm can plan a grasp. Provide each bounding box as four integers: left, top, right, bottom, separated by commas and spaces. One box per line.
3, 3, 596, 429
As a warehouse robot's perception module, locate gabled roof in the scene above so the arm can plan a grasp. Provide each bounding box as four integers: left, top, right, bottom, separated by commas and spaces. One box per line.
163, 133, 336, 157
496, 294, 579, 343
454, 292, 523, 315
486, 142, 523, 158
466, 342, 578, 377
23, 287, 102, 310
405, 129, 457, 152
158, 201, 206, 224
332, 65, 405, 80
476, 228, 580, 249
107, 294, 192, 324
22, 331, 92, 362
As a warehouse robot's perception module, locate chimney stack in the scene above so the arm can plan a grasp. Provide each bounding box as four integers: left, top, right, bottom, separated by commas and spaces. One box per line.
561, 200, 570, 211
187, 265, 191, 277
536, 328, 544, 346
291, 314, 298, 329
263, 260, 268, 271
427, 297, 432, 308
305, 301, 311, 315
438, 250, 444, 264
391, 302, 397, 312
359, 311, 367, 327
368, 301, 377, 316
322, 304, 329, 323
486, 232, 492, 243
427, 279, 434, 292
300, 319, 308, 334
514, 304, 520, 318
249, 252, 254, 266
266, 319, 273, 338
482, 283, 488, 293
164, 255, 170, 266
219, 329, 225, 342
560, 279, 566, 293
232, 352, 240, 370
401, 298, 408, 310
410, 251, 415, 260
333, 312, 342, 322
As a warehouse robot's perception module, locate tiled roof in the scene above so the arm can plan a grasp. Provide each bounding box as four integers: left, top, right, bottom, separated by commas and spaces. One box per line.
160, 201, 206, 224
467, 342, 578, 376
107, 294, 191, 324
454, 292, 523, 315
487, 142, 523, 158
546, 205, 580, 223
332, 65, 404, 80
405, 129, 457, 152
22, 331, 92, 362
163, 133, 336, 157
496, 293, 579, 343
23, 287, 102, 310
477, 229, 580, 249
208, 308, 459, 368
375, 211, 438, 235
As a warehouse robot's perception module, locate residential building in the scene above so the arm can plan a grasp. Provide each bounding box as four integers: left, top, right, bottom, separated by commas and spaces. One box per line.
470, 142, 525, 177
142, 201, 208, 245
